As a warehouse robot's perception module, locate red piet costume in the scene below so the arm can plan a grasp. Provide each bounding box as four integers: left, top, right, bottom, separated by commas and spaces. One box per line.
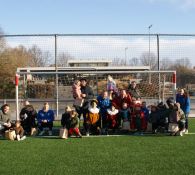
107, 108, 119, 129
130, 104, 145, 130
112, 94, 132, 110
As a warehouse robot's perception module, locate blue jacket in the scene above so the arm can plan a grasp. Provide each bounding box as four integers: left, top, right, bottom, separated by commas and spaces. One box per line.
176, 94, 190, 114
97, 95, 111, 118
141, 107, 149, 121
37, 109, 55, 123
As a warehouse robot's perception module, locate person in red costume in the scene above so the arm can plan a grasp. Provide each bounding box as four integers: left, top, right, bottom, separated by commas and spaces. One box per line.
106, 105, 119, 134
111, 89, 132, 128
112, 89, 132, 110
130, 103, 145, 135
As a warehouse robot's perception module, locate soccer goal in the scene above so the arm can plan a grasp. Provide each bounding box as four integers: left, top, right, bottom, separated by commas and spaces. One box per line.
15, 67, 176, 120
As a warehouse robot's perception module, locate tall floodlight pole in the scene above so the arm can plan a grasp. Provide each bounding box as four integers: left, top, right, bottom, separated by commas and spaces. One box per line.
148, 24, 153, 68
55, 34, 59, 118
148, 24, 153, 84
125, 47, 128, 65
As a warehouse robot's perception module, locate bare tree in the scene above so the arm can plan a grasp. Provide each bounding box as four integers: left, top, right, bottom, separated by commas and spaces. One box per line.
28, 45, 52, 67
0, 27, 6, 53
160, 58, 173, 70
57, 52, 74, 66
140, 52, 157, 70
174, 57, 191, 68
129, 57, 139, 66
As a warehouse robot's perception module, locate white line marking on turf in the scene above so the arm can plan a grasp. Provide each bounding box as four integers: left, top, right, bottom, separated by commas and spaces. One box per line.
36, 133, 195, 138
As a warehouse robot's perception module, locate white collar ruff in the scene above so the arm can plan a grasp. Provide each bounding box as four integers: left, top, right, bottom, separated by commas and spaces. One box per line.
107, 109, 119, 115
88, 107, 99, 114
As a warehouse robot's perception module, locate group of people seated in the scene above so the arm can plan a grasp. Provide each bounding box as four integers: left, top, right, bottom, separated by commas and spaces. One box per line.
0, 77, 190, 140
0, 101, 55, 140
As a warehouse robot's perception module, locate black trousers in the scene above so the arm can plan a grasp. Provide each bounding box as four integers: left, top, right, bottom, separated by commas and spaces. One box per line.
21, 117, 36, 133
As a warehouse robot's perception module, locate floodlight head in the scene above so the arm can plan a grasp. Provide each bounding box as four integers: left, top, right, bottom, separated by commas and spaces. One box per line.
148, 24, 153, 29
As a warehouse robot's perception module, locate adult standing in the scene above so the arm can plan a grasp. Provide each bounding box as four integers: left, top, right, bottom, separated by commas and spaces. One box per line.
20, 100, 37, 135
176, 88, 190, 134
37, 102, 55, 136
128, 81, 141, 100
80, 78, 94, 131
112, 89, 132, 110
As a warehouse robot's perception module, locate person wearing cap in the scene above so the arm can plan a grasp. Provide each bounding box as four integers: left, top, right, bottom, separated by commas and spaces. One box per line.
85, 99, 100, 136
37, 102, 55, 136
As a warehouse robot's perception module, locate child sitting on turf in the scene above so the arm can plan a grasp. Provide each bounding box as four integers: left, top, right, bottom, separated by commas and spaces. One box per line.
107, 104, 119, 134
148, 105, 159, 134
61, 106, 72, 129
14, 120, 26, 141
119, 102, 131, 132
131, 104, 145, 135
141, 101, 150, 131
68, 109, 82, 138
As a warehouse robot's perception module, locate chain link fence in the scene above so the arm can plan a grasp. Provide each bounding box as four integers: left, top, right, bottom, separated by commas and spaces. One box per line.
0, 34, 195, 118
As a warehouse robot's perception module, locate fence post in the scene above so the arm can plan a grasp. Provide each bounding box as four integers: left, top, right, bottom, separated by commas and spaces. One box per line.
15, 74, 19, 120
55, 34, 59, 118
172, 71, 177, 101
157, 34, 161, 102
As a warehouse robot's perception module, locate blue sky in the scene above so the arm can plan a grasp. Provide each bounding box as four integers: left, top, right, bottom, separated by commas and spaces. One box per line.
0, 0, 195, 34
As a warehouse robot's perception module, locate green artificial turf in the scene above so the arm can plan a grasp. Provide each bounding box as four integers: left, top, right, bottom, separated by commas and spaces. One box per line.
1, 119, 195, 175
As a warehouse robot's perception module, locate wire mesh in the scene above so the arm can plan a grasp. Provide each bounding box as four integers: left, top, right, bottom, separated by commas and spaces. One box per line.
17, 71, 175, 118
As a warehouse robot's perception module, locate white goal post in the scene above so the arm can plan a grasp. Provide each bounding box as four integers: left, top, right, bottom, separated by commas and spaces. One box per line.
15, 68, 176, 120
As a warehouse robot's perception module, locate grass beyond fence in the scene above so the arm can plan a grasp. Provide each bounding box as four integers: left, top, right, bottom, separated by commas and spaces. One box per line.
1, 118, 195, 175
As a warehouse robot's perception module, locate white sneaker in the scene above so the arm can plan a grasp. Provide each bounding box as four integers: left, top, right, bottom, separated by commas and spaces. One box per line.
48, 131, 52, 136
86, 132, 89, 137
179, 131, 183, 136
20, 136, 26, 141
185, 129, 188, 134
16, 134, 21, 141
39, 131, 44, 136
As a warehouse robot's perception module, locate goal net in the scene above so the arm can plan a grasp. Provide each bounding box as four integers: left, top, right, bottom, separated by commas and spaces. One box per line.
16, 69, 176, 119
